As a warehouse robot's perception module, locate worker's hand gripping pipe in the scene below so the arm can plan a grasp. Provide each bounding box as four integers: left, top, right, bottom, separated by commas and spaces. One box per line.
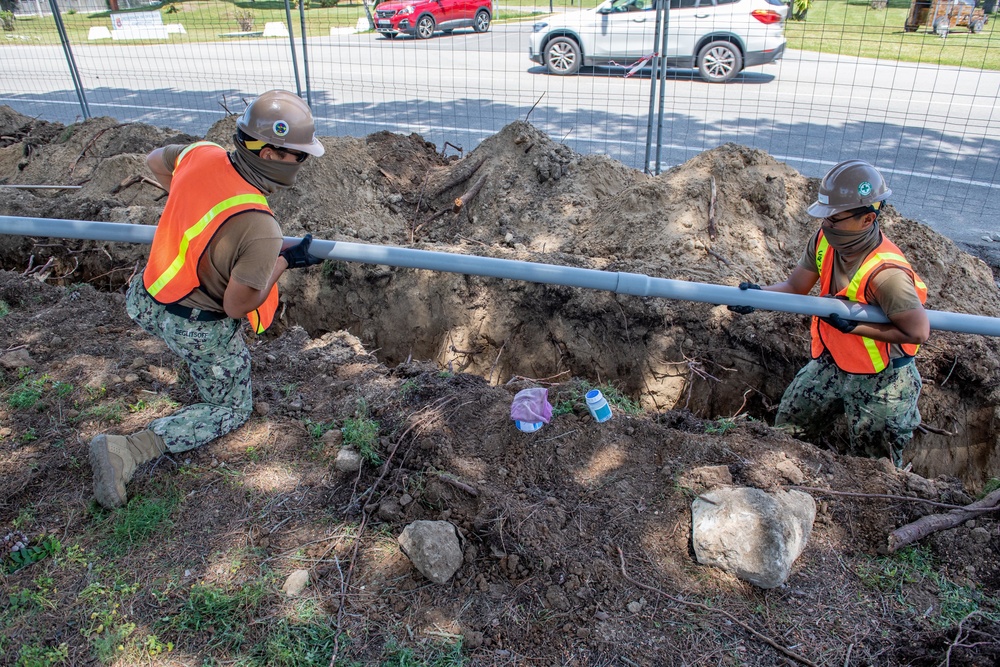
2, 216, 1000, 337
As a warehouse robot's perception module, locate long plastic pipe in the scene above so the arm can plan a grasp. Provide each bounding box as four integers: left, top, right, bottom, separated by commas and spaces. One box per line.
3, 215, 1000, 337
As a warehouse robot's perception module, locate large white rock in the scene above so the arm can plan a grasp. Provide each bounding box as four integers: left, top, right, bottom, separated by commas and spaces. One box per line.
691, 487, 815, 589
398, 521, 463, 584
262, 22, 289, 37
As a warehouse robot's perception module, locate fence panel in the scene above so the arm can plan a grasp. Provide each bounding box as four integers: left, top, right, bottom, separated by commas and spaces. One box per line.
1, 0, 998, 241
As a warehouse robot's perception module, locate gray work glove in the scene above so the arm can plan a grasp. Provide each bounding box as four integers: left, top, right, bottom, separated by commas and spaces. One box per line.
821, 312, 859, 334
281, 234, 324, 269
728, 282, 761, 315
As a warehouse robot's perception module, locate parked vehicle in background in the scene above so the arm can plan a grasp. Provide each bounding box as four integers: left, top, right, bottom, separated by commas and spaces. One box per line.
375, 0, 495, 39
528, 0, 788, 83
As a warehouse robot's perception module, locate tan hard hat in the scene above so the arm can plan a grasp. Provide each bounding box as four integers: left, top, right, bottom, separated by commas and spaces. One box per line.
236, 90, 325, 157
807, 160, 891, 217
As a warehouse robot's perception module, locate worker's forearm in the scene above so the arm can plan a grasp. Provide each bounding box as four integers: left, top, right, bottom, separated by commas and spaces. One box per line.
844, 322, 925, 346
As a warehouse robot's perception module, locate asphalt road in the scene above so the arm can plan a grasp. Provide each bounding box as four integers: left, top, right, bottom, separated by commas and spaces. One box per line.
1, 20, 998, 248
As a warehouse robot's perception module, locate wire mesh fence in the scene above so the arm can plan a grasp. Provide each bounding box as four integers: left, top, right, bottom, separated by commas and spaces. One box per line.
1, 0, 998, 240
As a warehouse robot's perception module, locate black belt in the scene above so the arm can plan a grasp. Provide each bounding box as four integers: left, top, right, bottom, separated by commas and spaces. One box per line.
140, 282, 228, 322
162, 302, 229, 322
891, 356, 914, 369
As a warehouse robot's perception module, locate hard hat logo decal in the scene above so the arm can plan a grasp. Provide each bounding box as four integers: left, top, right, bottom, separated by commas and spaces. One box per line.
858, 181, 873, 197
273, 120, 290, 137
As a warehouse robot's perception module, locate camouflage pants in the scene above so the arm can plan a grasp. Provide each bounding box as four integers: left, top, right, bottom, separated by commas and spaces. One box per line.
774, 354, 921, 467
125, 276, 252, 453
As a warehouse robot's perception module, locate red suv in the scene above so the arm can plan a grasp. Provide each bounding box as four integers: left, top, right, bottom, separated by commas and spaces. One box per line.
374, 0, 495, 39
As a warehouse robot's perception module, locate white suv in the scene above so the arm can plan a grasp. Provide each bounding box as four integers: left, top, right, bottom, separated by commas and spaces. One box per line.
528, 0, 787, 83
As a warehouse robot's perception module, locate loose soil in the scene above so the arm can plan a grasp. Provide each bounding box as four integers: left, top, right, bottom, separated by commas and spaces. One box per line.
0, 106, 998, 666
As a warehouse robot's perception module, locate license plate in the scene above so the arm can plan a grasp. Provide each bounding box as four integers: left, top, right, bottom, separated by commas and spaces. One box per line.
378, 20, 390, 26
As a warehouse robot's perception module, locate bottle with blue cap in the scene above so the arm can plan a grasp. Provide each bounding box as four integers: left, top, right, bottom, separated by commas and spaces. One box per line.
585, 389, 613, 423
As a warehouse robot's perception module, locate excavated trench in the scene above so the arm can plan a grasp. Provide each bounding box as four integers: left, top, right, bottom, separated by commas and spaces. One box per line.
2, 107, 1000, 488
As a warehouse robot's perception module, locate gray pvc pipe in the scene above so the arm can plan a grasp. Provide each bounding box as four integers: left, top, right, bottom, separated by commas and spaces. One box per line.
3, 215, 1000, 337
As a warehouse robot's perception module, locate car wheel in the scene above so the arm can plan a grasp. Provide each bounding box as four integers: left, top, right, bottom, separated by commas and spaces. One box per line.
473, 9, 491, 33
971, 18, 985, 33
544, 36, 582, 76
933, 17, 950, 36
696, 41, 742, 83
416, 15, 436, 39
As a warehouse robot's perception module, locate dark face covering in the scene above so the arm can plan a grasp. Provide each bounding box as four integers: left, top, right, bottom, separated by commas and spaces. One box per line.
824, 220, 881, 258
229, 136, 304, 195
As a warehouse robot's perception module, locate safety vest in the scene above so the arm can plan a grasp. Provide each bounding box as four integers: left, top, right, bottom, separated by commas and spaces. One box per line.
143, 142, 279, 333
810, 230, 928, 374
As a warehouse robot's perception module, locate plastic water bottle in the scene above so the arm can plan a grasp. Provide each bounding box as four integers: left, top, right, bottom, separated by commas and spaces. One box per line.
585, 389, 613, 423
515, 420, 544, 433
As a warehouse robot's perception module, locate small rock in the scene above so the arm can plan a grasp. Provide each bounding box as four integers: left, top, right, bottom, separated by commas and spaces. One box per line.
335, 448, 363, 472
972, 527, 991, 543
594, 610, 609, 621
399, 493, 413, 506
253, 401, 270, 416
0, 348, 35, 370
876, 458, 897, 475
776, 460, 805, 485
681, 465, 733, 491
626, 598, 646, 614
124, 374, 140, 384
281, 569, 309, 596
398, 520, 463, 584
50, 336, 63, 347
906, 473, 938, 499
378, 498, 404, 522
321, 429, 343, 446
463, 631, 484, 649
965, 520, 977, 529
288, 399, 303, 411
107, 374, 122, 385
129, 357, 146, 370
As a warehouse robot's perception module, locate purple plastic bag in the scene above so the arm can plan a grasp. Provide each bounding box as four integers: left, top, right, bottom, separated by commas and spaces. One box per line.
510, 388, 553, 424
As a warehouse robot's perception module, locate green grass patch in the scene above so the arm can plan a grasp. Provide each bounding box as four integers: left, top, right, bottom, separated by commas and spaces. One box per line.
785, 0, 1000, 70
166, 580, 269, 651
854, 546, 999, 627
342, 414, 382, 465
980, 477, 1000, 497
0, 300, 10, 317
100, 492, 179, 554
3, 536, 63, 574
15, 642, 69, 667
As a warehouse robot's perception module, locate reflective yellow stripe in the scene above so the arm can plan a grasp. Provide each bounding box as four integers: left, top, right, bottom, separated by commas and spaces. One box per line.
845, 252, 909, 300
862, 336, 886, 372
815, 235, 829, 274
175, 141, 221, 169
146, 193, 268, 297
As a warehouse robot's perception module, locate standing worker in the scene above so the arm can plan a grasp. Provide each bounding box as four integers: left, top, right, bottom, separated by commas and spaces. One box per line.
730, 160, 929, 467
89, 90, 326, 509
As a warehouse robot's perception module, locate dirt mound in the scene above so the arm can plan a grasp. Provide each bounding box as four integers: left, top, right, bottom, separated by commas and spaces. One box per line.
1, 106, 999, 665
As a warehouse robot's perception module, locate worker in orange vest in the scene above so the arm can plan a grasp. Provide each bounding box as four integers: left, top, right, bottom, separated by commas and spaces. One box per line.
731, 160, 929, 467
89, 90, 326, 509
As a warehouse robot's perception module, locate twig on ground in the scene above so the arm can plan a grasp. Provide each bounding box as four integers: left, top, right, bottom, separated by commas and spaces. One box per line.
435, 472, 479, 497
917, 422, 957, 436
452, 172, 487, 214
707, 175, 717, 241
940, 355, 959, 387
789, 486, 971, 511
487, 340, 506, 386
524, 93, 545, 122
617, 548, 819, 667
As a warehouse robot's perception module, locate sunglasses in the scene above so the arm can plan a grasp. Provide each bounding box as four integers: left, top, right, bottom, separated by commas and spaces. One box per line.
273, 147, 309, 163
824, 209, 864, 225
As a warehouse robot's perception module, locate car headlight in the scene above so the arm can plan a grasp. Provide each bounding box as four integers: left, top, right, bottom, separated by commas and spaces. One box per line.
400, 6, 415, 15
532, 22, 548, 32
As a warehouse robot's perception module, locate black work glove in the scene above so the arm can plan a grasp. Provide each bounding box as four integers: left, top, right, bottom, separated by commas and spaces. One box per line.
728, 282, 761, 315
280, 234, 324, 269
822, 312, 859, 334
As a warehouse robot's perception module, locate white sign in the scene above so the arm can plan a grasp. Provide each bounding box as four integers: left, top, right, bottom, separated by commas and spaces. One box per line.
111, 11, 163, 30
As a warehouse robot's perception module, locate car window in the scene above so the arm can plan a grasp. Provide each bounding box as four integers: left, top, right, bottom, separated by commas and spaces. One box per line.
609, 0, 655, 11
669, 0, 713, 8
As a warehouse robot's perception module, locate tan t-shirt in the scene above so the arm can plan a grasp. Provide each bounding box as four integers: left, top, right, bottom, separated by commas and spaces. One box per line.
797, 231, 924, 358
160, 145, 282, 313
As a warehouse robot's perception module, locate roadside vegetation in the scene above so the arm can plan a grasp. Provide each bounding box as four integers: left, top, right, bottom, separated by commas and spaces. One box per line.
3, 0, 995, 69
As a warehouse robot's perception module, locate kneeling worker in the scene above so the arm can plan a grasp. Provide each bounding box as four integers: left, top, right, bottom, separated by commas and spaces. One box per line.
89, 90, 326, 509
731, 160, 929, 467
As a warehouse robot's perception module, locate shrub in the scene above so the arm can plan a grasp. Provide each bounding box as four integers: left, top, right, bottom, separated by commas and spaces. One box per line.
0, 11, 15, 32
234, 8, 254, 32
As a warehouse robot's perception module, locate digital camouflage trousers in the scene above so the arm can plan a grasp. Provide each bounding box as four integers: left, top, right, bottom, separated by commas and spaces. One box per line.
774, 354, 921, 468
125, 276, 252, 453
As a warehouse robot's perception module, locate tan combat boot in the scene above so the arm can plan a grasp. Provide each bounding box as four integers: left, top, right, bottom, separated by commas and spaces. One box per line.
89, 430, 166, 509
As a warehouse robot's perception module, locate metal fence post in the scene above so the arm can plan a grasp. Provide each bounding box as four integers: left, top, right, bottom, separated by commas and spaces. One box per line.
47, 0, 90, 119
643, 0, 666, 174
298, 0, 312, 108
653, 1, 670, 175
283, 0, 303, 99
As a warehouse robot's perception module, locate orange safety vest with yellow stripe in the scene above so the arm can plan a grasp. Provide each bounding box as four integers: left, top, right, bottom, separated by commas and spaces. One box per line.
810, 230, 928, 374
143, 142, 279, 333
